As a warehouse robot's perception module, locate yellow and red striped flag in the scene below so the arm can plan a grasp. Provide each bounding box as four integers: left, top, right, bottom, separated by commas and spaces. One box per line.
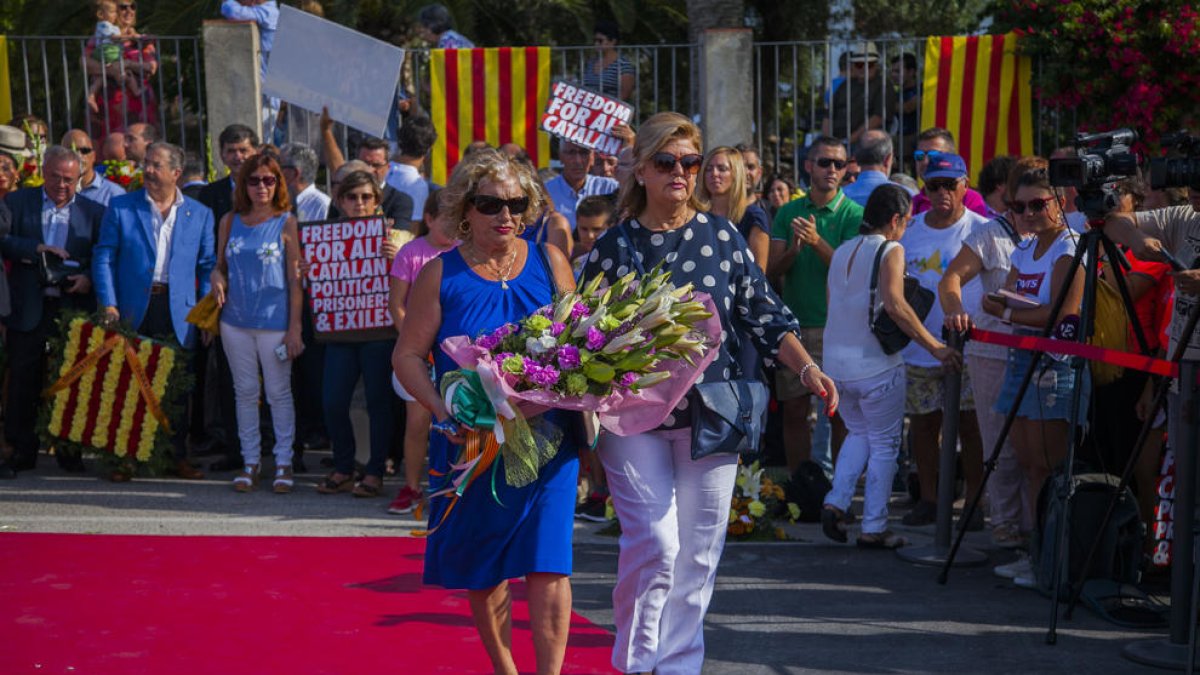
429, 47, 552, 186
920, 33, 1033, 183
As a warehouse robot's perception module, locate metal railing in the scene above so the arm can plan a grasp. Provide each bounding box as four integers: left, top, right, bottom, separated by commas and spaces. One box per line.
5, 35, 207, 161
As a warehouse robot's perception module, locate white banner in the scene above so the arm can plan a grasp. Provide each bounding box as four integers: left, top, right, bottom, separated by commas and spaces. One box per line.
263, 5, 405, 138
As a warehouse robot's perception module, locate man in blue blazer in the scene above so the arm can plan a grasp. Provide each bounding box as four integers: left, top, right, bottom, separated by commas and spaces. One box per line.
0, 146, 104, 476
93, 141, 216, 480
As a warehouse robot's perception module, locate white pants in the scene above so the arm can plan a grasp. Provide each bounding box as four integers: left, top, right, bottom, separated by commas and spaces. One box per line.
219, 322, 295, 467
599, 427, 738, 675
967, 352, 1032, 531
824, 365, 905, 534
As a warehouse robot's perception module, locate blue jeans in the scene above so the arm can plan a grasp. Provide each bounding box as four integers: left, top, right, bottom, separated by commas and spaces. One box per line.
323, 340, 395, 478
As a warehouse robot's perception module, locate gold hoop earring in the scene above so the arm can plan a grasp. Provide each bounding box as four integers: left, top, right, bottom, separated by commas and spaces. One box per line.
515, 221, 527, 236
457, 219, 472, 238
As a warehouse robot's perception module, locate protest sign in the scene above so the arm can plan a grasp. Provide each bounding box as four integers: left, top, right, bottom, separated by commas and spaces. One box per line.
540, 81, 633, 156
264, 5, 405, 138
301, 216, 393, 335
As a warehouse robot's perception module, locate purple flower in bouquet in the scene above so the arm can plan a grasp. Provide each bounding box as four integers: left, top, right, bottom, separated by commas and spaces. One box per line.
557, 344, 582, 370
524, 362, 561, 388
586, 326, 606, 351
476, 333, 502, 351
550, 322, 566, 337
618, 372, 639, 389
571, 302, 591, 320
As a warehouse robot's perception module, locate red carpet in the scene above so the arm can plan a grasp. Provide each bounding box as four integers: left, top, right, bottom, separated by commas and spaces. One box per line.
0, 533, 617, 674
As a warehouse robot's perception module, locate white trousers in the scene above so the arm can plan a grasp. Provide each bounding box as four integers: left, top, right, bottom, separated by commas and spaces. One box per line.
219, 321, 295, 467
824, 365, 905, 534
599, 427, 738, 675
967, 352, 1032, 531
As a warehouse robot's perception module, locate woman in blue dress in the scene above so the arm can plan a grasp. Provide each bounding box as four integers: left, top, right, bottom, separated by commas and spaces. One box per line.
394, 149, 579, 675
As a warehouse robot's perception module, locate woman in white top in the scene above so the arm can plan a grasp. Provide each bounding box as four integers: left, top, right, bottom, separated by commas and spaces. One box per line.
822, 184, 959, 548
981, 163, 1085, 519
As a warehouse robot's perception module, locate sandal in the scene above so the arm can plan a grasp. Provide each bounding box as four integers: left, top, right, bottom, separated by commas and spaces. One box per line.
353, 477, 382, 498
233, 464, 259, 493
317, 472, 355, 494
856, 530, 909, 550
272, 466, 294, 494
821, 505, 849, 543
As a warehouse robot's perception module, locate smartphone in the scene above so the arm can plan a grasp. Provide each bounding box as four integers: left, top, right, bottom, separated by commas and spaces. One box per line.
274, 343, 289, 361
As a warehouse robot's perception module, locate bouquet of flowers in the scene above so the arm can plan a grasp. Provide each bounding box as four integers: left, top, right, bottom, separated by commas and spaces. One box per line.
422, 266, 722, 533
18, 120, 43, 189
728, 461, 801, 541
101, 159, 142, 191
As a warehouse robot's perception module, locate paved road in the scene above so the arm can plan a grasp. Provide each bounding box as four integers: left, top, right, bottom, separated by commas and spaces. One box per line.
0, 457, 1171, 674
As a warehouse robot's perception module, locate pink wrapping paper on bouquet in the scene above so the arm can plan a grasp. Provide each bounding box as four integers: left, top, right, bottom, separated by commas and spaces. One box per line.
439, 293, 723, 436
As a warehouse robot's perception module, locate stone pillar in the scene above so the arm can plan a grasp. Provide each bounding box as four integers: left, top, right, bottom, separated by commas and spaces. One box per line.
698, 29, 753, 150
202, 20, 262, 176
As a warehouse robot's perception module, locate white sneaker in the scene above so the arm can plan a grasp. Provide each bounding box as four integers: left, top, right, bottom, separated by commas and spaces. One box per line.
1013, 571, 1039, 589
993, 554, 1033, 580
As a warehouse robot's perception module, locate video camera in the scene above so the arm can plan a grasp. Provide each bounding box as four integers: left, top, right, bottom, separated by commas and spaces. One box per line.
1149, 131, 1200, 190
1048, 128, 1141, 218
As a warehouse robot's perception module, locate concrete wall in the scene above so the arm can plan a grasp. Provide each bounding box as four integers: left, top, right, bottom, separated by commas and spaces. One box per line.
698, 29, 754, 150
202, 21, 262, 176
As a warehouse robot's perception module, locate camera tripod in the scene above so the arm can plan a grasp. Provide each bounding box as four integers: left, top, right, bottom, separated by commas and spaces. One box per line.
936, 215, 1151, 647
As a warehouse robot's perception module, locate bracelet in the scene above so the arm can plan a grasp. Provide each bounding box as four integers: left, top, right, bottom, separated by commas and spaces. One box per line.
799, 362, 819, 388
1002, 307, 1013, 323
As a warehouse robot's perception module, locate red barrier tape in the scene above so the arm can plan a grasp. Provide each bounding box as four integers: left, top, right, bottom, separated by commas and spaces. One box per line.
968, 328, 1177, 378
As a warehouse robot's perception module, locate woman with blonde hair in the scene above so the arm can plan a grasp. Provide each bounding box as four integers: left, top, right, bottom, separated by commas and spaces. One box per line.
582, 113, 837, 674
394, 148, 578, 674
697, 146, 771, 270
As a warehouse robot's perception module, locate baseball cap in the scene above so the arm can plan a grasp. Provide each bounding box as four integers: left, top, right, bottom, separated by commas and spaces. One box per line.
924, 153, 968, 180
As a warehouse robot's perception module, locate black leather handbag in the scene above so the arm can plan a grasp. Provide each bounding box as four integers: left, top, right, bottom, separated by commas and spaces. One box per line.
867, 241, 935, 355
689, 379, 769, 459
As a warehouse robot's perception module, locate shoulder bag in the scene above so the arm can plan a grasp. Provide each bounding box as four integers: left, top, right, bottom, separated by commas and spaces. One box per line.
867, 240, 935, 355
617, 220, 768, 459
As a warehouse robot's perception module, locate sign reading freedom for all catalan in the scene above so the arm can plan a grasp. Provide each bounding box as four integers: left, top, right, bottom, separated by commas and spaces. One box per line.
540, 81, 633, 156
301, 217, 391, 335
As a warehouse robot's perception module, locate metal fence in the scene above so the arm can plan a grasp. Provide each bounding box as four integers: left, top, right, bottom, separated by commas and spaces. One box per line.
4, 35, 207, 162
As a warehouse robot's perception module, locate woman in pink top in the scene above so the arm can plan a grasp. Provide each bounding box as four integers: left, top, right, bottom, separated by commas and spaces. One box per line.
387, 191, 458, 515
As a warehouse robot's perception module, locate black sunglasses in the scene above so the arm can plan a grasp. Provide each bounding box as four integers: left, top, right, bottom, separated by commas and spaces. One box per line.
650, 152, 703, 175
76, 147, 94, 155
117, 2, 136, 10
814, 157, 848, 170
924, 179, 961, 193
246, 175, 277, 187
470, 194, 530, 215
1009, 197, 1053, 214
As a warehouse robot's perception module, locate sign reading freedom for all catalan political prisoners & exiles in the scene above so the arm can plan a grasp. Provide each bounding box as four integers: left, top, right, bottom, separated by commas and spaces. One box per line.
540, 81, 633, 156
301, 217, 392, 335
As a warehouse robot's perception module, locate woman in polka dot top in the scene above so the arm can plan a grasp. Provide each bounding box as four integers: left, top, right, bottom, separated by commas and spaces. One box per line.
581, 112, 839, 674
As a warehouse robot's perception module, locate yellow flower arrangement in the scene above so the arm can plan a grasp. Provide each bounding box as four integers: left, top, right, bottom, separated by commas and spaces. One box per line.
727, 462, 801, 542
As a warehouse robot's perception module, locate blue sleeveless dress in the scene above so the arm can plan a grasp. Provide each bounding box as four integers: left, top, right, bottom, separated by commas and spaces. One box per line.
424, 240, 579, 590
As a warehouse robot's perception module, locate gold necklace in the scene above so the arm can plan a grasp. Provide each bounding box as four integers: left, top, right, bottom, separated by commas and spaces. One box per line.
465, 243, 518, 290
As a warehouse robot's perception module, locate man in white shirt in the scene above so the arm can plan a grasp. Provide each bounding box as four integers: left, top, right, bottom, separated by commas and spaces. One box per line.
386, 116, 437, 226
280, 142, 329, 222
544, 141, 618, 230
62, 129, 125, 206
898, 152, 988, 527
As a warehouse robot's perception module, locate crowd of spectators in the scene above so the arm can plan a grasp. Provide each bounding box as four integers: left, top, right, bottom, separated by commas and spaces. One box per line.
0, 1, 1194, 602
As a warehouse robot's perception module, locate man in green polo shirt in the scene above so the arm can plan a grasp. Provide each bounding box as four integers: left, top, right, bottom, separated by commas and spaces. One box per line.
768, 135, 863, 472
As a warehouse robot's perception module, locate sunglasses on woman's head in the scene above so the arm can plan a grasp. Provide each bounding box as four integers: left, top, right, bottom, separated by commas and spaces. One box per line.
814, 157, 848, 170
470, 194, 530, 215
1009, 197, 1053, 214
924, 179, 960, 193
650, 152, 703, 175
246, 175, 277, 187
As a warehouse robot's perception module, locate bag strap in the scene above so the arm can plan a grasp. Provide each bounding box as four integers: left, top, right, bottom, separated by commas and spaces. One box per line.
618, 220, 647, 276
868, 240, 895, 328
996, 214, 1020, 245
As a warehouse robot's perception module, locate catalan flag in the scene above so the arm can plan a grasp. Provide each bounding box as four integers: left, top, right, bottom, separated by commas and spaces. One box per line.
920, 34, 1034, 183
429, 47, 552, 186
